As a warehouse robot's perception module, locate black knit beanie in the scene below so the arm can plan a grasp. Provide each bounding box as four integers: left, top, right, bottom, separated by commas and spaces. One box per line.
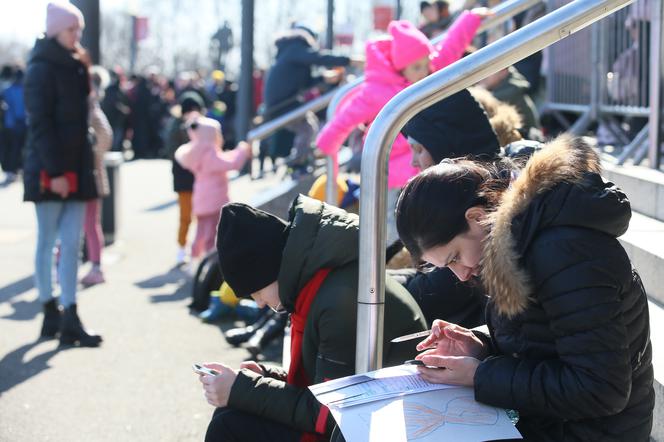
216, 203, 289, 298
179, 91, 205, 115
401, 89, 500, 163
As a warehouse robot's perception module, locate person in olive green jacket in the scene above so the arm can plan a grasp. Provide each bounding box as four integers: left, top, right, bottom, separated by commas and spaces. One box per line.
198, 194, 427, 442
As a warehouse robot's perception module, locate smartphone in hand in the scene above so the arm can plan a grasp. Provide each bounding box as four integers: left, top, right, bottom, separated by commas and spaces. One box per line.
193, 363, 220, 376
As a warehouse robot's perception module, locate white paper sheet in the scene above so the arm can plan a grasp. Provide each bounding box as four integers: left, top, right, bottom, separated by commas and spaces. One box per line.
330, 387, 522, 442
310, 364, 455, 408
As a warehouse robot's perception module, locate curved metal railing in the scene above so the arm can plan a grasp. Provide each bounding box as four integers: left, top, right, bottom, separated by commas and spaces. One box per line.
324, 0, 547, 204
355, 0, 634, 373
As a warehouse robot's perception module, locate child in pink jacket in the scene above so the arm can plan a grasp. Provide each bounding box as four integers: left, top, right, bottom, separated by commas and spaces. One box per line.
175, 117, 250, 259
317, 10, 486, 187
316, 10, 486, 243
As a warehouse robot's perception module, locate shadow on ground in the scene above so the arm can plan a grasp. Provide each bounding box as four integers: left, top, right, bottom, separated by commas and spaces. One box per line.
0, 275, 38, 321
144, 199, 177, 212
0, 339, 69, 396
134, 266, 193, 304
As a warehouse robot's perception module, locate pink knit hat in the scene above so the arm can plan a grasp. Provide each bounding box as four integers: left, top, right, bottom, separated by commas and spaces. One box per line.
388, 20, 434, 71
46, 2, 85, 38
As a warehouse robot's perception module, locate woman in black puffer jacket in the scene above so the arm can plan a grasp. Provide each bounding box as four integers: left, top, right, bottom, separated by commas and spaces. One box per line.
24, 2, 101, 347
396, 135, 653, 441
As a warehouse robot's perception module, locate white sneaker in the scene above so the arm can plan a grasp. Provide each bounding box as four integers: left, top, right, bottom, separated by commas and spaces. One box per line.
176, 247, 188, 266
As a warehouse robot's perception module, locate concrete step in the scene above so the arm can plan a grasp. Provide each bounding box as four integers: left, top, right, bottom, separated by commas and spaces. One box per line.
650, 300, 664, 441
619, 211, 664, 306
603, 162, 664, 223
618, 211, 664, 441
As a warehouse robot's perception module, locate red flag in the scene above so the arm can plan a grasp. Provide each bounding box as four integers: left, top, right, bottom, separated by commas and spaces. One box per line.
133, 16, 149, 41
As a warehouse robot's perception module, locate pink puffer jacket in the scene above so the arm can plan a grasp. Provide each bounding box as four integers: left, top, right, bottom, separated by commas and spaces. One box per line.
175, 118, 249, 216
316, 11, 481, 189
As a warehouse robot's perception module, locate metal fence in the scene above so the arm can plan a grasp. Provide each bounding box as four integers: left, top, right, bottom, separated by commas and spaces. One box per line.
544, 0, 661, 167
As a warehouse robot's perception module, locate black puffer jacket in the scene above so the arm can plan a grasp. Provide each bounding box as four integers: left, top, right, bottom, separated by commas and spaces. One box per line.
476, 136, 653, 441
23, 37, 96, 202
263, 30, 349, 119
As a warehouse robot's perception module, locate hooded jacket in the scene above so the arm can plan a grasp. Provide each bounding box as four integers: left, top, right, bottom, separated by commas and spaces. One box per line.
228, 195, 427, 437
476, 136, 654, 441
263, 30, 350, 119
316, 11, 481, 189
489, 66, 540, 133
23, 37, 97, 202
401, 88, 500, 164
175, 118, 247, 216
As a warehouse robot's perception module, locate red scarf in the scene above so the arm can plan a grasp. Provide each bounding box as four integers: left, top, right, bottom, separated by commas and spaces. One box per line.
286, 268, 332, 442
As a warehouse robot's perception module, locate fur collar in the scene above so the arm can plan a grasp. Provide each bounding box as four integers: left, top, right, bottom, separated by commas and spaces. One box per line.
481, 135, 602, 317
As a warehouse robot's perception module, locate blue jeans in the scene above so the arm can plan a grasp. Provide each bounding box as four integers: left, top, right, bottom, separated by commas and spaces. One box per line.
34, 201, 85, 307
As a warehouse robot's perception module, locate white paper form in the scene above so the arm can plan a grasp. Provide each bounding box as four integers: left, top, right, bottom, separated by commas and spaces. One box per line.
310, 364, 455, 408
330, 387, 522, 442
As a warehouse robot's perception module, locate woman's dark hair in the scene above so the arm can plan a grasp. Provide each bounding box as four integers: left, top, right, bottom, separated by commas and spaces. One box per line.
396, 158, 513, 261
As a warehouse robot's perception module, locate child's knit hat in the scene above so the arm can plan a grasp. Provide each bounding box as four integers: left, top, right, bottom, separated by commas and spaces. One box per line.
46, 2, 85, 38
388, 20, 434, 70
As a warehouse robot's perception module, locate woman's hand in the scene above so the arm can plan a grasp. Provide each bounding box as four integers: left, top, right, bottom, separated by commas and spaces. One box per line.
417, 355, 480, 387
239, 361, 264, 375
237, 141, 252, 157
199, 363, 238, 408
50, 176, 70, 198
416, 319, 486, 360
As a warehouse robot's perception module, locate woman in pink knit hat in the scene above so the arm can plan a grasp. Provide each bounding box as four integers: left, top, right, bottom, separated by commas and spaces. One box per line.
24, 2, 102, 346
316, 8, 490, 244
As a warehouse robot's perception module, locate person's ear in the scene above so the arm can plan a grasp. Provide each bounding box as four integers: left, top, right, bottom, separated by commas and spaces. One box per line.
464, 206, 487, 226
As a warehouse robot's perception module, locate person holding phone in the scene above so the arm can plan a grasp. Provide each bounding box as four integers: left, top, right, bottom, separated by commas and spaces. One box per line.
395, 135, 653, 440
197, 195, 427, 441
24, 2, 101, 346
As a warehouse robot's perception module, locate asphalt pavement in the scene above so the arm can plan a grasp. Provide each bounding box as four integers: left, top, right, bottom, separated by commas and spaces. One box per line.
0, 160, 286, 442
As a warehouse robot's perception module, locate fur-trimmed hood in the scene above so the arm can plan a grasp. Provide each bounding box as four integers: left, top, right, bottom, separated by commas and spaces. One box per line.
481, 135, 631, 317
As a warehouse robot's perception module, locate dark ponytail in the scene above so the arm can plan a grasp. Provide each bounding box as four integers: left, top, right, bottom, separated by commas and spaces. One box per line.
396, 158, 512, 261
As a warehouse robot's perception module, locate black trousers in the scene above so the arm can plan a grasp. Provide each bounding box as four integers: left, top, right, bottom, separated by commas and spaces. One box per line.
205, 407, 302, 442
1, 125, 24, 174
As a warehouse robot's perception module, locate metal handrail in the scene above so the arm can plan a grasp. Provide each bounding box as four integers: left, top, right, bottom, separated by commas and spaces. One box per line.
246, 88, 339, 143
355, 0, 634, 373
324, 0, 546, 204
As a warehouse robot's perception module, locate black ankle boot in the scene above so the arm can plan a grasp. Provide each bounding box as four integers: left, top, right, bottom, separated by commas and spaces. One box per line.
60, 304, 103, 347
40, 298, 61, 338
224, 310, 274, 346
246, 313, 288, 356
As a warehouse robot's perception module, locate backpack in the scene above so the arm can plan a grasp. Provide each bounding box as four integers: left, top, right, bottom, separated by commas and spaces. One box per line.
189, 250, 224, 312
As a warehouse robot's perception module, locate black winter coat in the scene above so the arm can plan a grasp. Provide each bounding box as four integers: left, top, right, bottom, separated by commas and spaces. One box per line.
389, 266, 488, 328
263, 31, 349, 119
165, 116, 194, 192
476, 136, 653, 441
23, 37, 96, 202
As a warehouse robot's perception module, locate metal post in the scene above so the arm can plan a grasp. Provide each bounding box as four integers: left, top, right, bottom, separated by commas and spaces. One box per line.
649, 0, 663, 169
72, 0, 100, 64
396, 0, 402, 20
323, 0, 547, 204
355, 0, 634, 373
237, 0, 255, 175
130, 15, 137, 74
327, 0, 335, 49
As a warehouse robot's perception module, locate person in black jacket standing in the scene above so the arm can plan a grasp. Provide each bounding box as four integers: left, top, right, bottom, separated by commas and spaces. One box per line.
396, 135, 653, 441
24, 2, 102, 347
263, 25, 350, 176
